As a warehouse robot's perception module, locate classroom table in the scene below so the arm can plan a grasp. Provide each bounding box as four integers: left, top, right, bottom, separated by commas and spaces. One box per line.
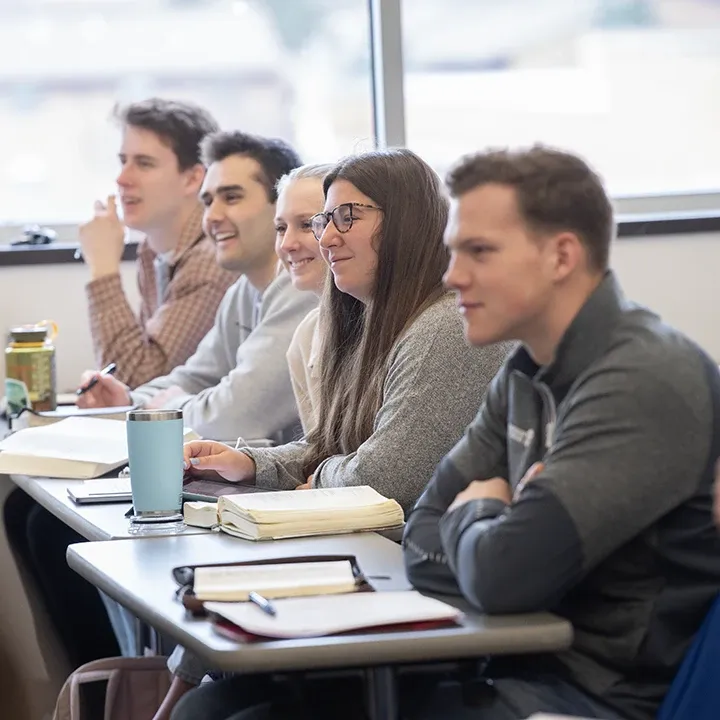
68, 531, 574, 720
7, 473, 209, 541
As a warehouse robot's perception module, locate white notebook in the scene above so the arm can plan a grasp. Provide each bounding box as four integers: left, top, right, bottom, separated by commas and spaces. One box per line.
66, 476, 133, 504
194, 560, 357, 602
218, 486, 405, 541
205, 590, 462, 639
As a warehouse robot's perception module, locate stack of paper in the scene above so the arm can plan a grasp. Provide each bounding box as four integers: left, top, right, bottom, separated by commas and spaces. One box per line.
194, 560, 357, 601
217, 486, 405, 541
205, 590, 462, 639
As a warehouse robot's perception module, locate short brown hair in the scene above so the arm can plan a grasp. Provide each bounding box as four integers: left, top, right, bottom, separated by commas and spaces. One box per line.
200, 131, 302, 202
114, 98, 219, 171
446, 145, 614, 271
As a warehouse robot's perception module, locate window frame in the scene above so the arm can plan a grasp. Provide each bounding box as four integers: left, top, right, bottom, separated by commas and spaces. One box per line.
1, 0, 717, 260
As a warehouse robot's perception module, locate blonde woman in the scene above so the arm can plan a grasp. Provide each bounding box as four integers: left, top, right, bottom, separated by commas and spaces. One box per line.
275, 164, 334, 433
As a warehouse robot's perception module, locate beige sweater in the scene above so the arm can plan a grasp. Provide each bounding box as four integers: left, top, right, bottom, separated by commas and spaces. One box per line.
285, 307, 321, 434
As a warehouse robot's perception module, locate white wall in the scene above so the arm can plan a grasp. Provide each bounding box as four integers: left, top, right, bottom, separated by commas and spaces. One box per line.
610, 231, 720, 360
0, 232, 718, 394
0, 261, 140, 392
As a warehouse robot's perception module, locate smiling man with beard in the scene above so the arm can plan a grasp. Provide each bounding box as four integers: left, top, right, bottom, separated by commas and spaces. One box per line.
78, 130, 317, 443
78, 98, 239, 389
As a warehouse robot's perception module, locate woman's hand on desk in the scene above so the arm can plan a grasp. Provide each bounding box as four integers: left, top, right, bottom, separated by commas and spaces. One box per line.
183, 440, 256, 483
76, 371, 131, 408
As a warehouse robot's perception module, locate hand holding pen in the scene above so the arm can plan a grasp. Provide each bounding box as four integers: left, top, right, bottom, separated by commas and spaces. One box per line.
76, 363, 117, 396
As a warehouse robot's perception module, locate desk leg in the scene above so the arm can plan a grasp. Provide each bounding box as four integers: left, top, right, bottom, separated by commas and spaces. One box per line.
365, 666, 398, 720
133, 615, 147, 655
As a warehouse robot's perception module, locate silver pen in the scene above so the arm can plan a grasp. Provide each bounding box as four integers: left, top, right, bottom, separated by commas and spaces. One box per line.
248, 591, 276, 617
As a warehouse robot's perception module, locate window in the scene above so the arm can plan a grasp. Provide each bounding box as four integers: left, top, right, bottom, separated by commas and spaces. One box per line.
0, 0, 373, 226
401, 0, 720, 197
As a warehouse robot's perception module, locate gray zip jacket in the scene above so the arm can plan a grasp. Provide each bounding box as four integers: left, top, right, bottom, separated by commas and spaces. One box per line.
130, 272, 317, 443
404, 272, 720, 720
168, 292, 512, 683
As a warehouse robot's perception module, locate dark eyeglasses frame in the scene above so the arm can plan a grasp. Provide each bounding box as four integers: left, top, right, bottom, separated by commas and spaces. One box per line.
310, 202, 382, 241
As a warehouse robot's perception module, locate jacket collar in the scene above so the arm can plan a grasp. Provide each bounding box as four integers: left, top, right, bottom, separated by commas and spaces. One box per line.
137, 203, 205, 267
509, 271, 628, 391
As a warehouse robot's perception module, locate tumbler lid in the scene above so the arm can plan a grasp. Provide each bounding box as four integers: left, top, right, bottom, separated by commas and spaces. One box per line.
126, 409, 183, 422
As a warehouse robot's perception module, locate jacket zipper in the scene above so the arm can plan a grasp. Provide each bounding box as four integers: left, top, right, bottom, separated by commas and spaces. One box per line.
535, 381, 557, 449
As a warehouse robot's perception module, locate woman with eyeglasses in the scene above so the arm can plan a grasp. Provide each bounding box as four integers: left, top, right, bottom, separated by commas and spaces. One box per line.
181, 147, 509, 511
170, 148, 511, 720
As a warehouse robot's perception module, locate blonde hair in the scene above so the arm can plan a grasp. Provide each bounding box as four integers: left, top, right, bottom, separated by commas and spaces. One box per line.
275, 162, 335, 198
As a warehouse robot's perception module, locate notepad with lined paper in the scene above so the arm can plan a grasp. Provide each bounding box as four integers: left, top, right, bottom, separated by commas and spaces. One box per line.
217, 486, 405, 541
194, 560, 358, 602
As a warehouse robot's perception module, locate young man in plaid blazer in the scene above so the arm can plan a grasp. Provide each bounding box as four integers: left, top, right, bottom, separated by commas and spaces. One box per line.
78, 98, 239, 388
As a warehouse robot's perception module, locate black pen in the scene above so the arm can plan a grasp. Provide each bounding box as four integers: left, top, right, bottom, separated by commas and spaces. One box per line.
77, 362, 117, 396
248, 591, 276, 617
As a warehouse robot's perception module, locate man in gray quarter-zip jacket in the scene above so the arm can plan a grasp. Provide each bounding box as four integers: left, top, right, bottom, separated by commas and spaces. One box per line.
403, 147, 720, 720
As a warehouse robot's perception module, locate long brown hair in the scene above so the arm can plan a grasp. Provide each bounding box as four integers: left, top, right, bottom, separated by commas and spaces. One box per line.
304, 148, 449, 475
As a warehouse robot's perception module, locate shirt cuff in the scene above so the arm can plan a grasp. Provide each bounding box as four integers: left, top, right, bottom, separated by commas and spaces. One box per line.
239, 447, 281, 488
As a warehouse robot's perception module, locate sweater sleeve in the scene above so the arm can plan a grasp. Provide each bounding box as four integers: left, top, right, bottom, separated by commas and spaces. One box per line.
436, 358, 713, 614
130, 283, 237, 409
131, 279, 317, 442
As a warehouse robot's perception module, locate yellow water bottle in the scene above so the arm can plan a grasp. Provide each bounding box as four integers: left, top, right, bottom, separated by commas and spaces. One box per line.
5, 320, 58, 414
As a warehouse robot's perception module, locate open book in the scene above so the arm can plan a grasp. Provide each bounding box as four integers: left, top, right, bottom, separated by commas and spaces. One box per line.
205, 590, 462, 639
194, 560, 357, 601
10, 405, 136, 431
0, 417, 199, 480
217, 486, 405, 541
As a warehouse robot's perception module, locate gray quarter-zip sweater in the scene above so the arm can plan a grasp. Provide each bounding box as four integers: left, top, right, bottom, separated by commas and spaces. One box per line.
404, 272, 720, 720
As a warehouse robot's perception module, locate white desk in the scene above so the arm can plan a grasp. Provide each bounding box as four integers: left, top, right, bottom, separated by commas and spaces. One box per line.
8, 474, 209, 542
68, 532, 573, 719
